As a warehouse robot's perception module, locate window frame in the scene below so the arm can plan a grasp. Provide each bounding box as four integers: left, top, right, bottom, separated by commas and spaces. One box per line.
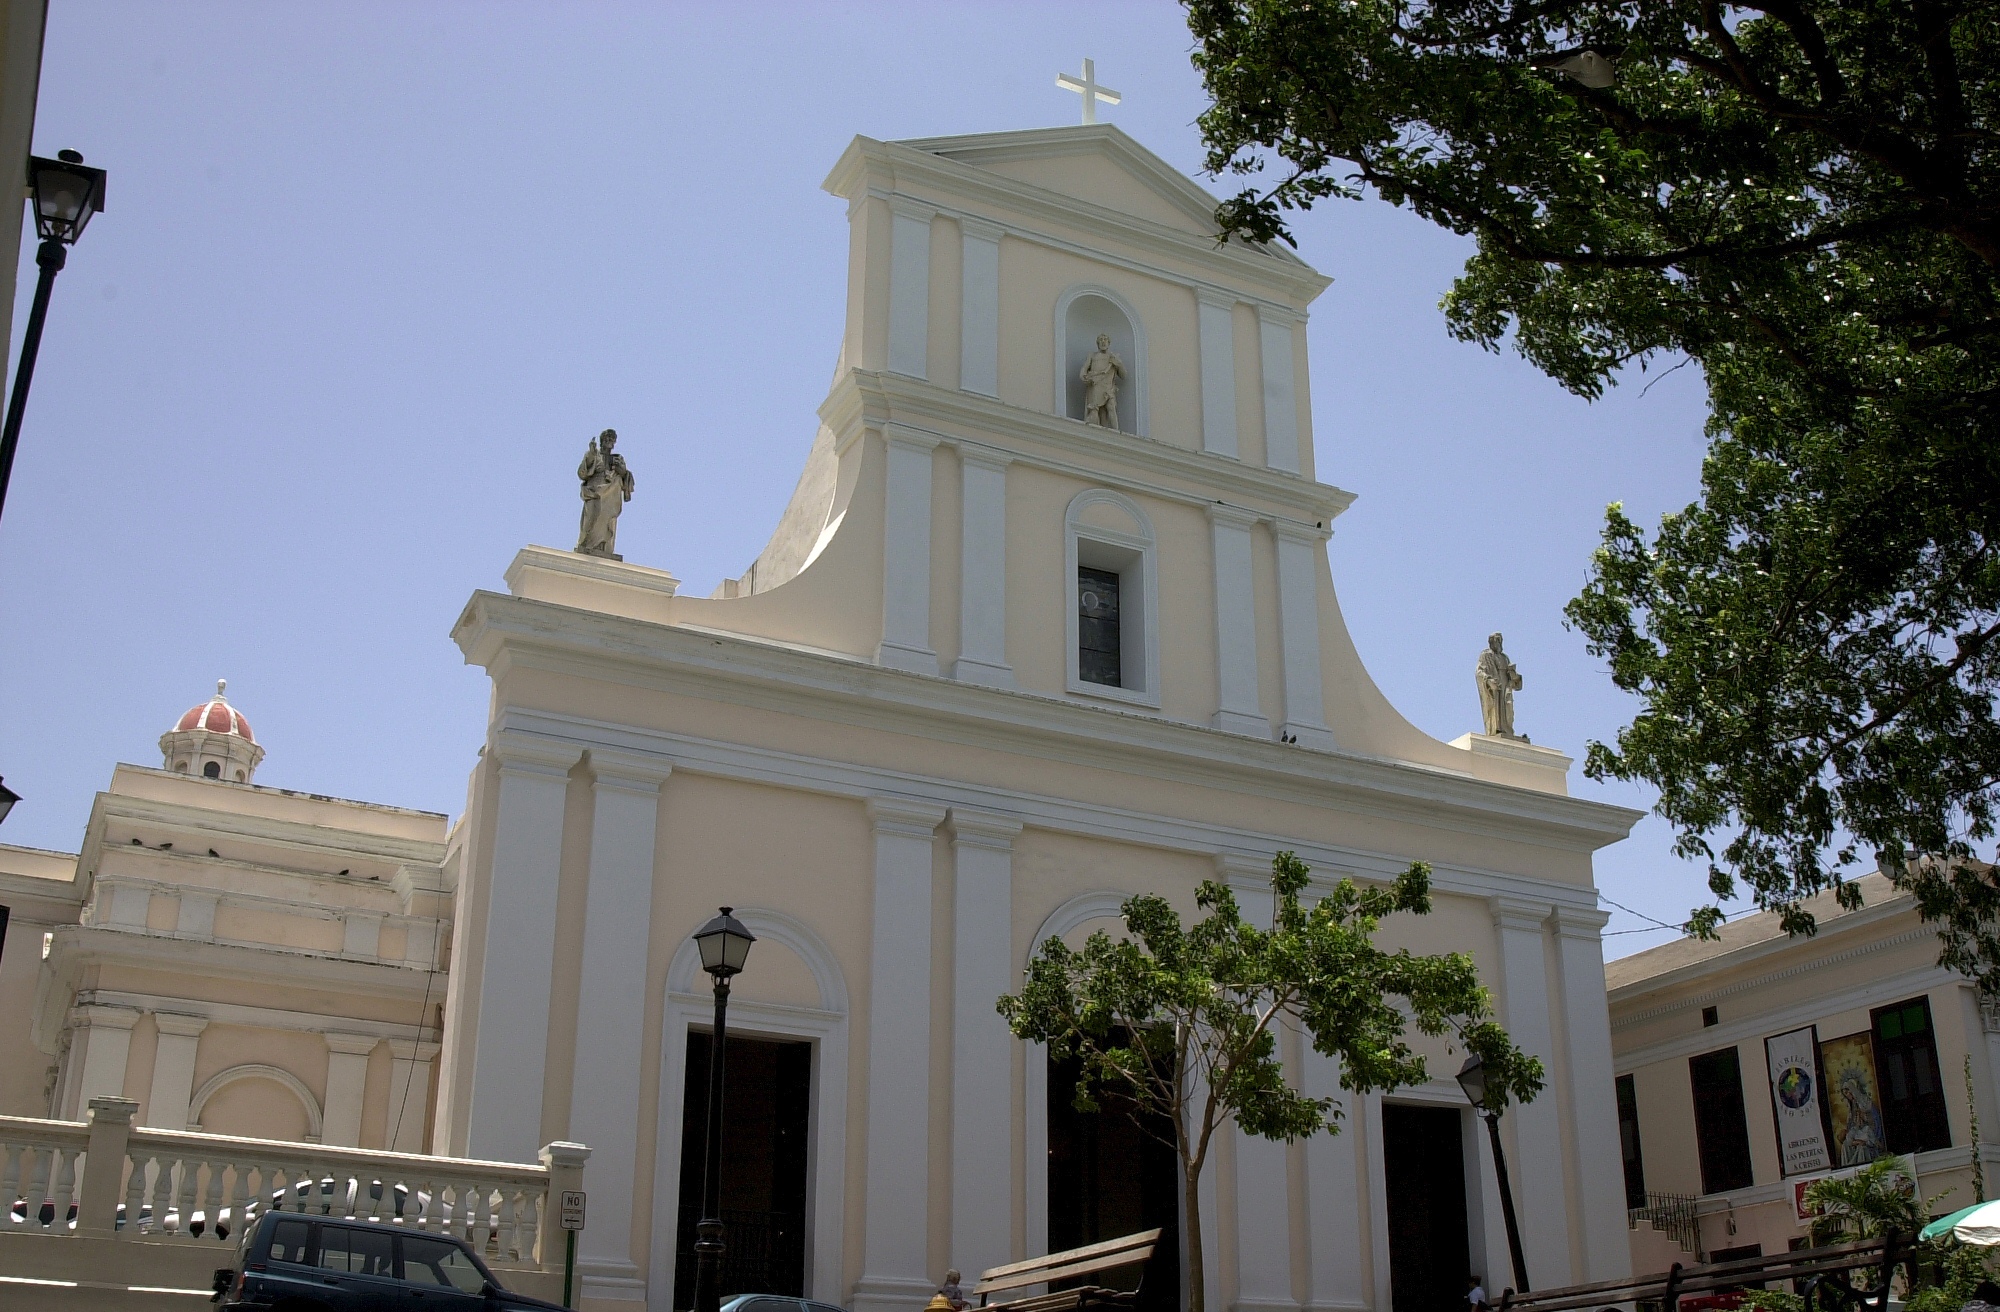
1064, 490, 1161, 709
1871, 995, 1952, 1155
1688, 1044, 1755, 1195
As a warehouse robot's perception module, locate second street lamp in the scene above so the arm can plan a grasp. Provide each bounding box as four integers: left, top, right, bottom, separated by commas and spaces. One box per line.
1457, 1053, 1531, 1294
691, 907, 755, 1312
0, 150, 105, 527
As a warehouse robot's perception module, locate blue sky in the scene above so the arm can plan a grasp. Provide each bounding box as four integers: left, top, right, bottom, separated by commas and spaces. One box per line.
0, 1, 1723, 956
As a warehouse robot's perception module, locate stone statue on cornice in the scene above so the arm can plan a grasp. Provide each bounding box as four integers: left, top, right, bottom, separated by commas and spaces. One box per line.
575, 428, 633, 561
1476, 632, 1524, 738
1080, 333, 1125, 430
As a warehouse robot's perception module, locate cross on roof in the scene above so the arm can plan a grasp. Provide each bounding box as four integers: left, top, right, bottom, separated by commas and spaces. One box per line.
1057, 58, 1121, 125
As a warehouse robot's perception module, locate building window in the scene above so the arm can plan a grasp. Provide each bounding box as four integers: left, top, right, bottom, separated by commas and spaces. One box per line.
1873, 997, 1951, 1153
1689, 1045, 1754, 1194
203, 761, 221, 779
1065, 489, 1159, 708
1616, 1073, 1646, 1209
1078, 567, 1122, 686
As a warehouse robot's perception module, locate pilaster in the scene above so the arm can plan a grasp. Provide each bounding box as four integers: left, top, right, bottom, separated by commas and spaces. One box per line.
855, 797, 947, 1312
574, 748, 673, 1301
1552, 907, 1630, 1281
67, 1003, 140, 1117
879, 425, 940, 675
960, 216, 1002, 398
321, 1031, 379, 1148
1302, 1046, 1366, 1312
1258, 308, 1301, 474
1197, 288, 1240, 459
1489, 896, 1573, 1285
1207, 505, 1268, 737
144, 1012, 208, 1131
1272, 521, 1333, 749
954, 451, 1013, 687
465, 734, 582, 1163
387, 1038, 441, 1155
948, 807, 1023, 1282
888, 196, 935, 379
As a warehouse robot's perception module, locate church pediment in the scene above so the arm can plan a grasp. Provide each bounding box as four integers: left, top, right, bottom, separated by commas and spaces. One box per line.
894, 124, 1270, 249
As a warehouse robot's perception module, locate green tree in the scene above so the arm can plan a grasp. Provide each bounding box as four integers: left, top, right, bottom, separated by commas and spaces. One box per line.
1185, 2, 2000, 980
1804, 1155, 1934, 1246
996, 853, 1541, 1312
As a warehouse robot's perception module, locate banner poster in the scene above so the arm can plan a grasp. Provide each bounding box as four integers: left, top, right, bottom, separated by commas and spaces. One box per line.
1766, 1026, 1833, 1176
1819, 1031, 1889, 1166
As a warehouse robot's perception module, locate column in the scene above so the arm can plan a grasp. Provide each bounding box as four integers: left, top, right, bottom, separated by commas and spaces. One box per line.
949, 808, 1022, 1282
1272, 523, 1334, 749
465, 736, 581, 1163
1258, 308, 1301, 474
320, 1032, 377, 1148
1362, 1093, 1391, 1312
1303, 1047, 1365, 1312
572, 749, 672, 1299
1552, 908, 1631, 1281
960, 218, 1001, 398
1222, 855, 1294, 1312
387, 1039, 440, 1154
855, 798, 946, 1312
888, 197, 934, 379
66, 1003, 139, 1116
879, 425, 939, 675
954, 451, 1012, 687
1489, 897, 1573, 1286
144, 1013, 208, 1130
1198, 289, 1239, 458
1208, 506, 1268, 736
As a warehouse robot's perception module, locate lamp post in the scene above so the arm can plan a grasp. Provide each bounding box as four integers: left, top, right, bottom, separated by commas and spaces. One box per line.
1458, 1053, 1531, 1294
0, 150, 107, 526
0, 776, 17, 826
691, 907, 756, 1312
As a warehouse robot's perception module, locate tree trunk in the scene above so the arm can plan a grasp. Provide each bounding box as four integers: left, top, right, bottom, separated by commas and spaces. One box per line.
1183, 1162, 1205, 1312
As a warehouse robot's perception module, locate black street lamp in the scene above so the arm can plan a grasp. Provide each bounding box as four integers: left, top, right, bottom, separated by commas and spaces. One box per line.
691, 907, 755, 1312
0, 150, 107, 526
0, 776, 17, 825
1457, 1053, 1531, 1294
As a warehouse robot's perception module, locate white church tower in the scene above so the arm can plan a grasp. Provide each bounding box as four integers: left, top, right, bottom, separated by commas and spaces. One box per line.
440, 118, 1641, 1312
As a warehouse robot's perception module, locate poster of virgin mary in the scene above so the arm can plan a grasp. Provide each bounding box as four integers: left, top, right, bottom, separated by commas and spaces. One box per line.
1819, 1031, 1888, 1165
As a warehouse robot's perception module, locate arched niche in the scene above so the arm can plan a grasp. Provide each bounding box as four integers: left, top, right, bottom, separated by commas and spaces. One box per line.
189, 1063, 324, 1142
1056, 286, 1145, 436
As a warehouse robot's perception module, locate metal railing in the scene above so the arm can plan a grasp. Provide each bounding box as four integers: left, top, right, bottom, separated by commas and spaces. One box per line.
1628, 1190, 1702, 1257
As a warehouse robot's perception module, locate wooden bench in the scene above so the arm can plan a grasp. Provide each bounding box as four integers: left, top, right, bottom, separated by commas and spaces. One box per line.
1494, 1235, 1898, 1312
974, 1228, 1164, 1312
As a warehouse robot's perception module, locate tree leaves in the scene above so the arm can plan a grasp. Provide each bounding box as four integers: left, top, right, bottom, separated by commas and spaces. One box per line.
1188, 0, 2000, 980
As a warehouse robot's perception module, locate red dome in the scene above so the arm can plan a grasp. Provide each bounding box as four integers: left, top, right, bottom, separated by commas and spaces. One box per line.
174, 681, 254, 743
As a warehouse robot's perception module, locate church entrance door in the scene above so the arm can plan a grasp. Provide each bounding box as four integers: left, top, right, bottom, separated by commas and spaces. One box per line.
674, 1031, 813, 1308
1047, 1049, 1180, 1312
1383, 1103, 1472, 1312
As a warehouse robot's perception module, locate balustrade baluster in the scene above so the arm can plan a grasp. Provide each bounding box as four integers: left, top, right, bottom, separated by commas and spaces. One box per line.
123, 1150, 148, 1232
51, 1147, 79, 1230
25, 1144, 54, 1229
222, 1161, 250, 1237
0, 1143, 22, 1227
172, 1153, 200, 1236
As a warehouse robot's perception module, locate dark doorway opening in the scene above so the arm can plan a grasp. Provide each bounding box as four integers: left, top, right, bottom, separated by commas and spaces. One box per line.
1383, 1103, 1472, 1312
1047, 1048, 1180, 1312
675, 1031, 812, 1309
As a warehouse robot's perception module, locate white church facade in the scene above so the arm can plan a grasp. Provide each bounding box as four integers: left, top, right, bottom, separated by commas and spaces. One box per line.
1, 122, 1643, 1312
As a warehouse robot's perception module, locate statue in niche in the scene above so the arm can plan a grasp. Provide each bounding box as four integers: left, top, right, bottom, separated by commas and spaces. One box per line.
1080, 332, 1126, 430
1476, 632, 1525, 738
575, 428, 634, 560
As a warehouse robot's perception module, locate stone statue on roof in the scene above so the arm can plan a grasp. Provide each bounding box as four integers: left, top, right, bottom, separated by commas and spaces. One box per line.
1476, 632, 1523, 738
575, 428, 633, 561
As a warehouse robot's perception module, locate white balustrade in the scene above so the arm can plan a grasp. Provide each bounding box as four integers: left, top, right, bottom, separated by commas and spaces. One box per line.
1, 1105, 575, 1273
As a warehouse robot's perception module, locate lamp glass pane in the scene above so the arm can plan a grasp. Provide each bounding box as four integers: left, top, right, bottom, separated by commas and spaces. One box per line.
721, 930, 752, 972
696, 932, 726, 972
1456, 1055, 1488, 1108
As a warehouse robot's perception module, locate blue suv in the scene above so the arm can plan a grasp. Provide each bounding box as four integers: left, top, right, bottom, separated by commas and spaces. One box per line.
213, 1210, 566, 1310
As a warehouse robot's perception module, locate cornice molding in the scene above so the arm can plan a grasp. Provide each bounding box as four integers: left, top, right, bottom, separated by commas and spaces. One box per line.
825, 369, 1353, 527
866, 797, 948, 836
1607, 891, 1920, 1007
1611, 926, 1938, 1036
454, 595, 1640, 859
945, 808, 1024, 849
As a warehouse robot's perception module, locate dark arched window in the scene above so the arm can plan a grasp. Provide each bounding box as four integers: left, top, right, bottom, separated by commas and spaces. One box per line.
203, 761, 221, 779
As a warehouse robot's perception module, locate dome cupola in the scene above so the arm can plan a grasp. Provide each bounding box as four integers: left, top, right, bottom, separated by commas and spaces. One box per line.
160, 679, 265, 783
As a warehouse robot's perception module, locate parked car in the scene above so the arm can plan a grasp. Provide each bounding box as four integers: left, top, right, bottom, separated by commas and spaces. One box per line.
721, 1295, 850, 1312
212, 1209, 564, 1310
